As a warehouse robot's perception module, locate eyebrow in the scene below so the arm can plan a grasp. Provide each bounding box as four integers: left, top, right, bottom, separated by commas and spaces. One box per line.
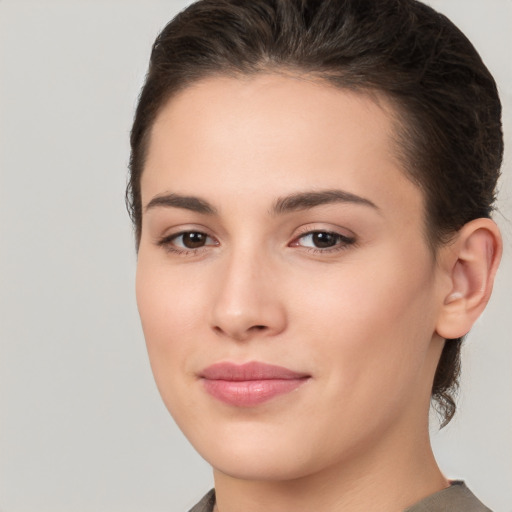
144, 189, 379, 216
271, 189, 379, 215
145, 193, 218, 215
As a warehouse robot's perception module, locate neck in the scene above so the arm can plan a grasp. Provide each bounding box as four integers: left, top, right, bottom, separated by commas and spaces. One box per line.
212, 417, 448, 512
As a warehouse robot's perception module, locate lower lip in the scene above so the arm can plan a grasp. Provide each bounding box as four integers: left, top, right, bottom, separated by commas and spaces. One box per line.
201, 378, 308, 407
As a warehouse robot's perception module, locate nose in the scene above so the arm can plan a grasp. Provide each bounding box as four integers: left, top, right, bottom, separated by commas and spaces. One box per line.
210, 249, 287, 342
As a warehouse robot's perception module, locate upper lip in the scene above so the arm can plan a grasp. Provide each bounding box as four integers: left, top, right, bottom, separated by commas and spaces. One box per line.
199, 361, 310, 381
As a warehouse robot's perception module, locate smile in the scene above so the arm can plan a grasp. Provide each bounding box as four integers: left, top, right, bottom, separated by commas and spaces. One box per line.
199, 361, 311, 407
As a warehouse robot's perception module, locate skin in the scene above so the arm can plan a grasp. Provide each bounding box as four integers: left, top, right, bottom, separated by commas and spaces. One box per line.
135, 74, 497, 512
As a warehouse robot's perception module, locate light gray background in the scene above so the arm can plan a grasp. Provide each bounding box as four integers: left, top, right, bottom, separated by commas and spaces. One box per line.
0, 1, 510, 511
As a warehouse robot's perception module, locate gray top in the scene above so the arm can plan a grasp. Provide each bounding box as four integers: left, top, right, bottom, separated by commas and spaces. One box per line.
188, 481, 491, 512
403, 481, 491, 512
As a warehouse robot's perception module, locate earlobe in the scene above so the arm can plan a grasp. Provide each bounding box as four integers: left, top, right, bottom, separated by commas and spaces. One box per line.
436, 218, 502, 339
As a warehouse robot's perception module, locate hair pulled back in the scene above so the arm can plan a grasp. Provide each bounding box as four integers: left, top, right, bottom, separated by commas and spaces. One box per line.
128, 0, 503, 426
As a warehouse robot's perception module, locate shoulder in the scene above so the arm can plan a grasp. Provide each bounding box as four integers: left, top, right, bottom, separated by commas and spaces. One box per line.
186, 483, 491, 512
188, 489, 216, 512
404, 481, 492, 512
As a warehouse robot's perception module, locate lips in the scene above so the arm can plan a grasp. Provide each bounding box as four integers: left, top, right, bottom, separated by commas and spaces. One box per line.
199, 361, 310, 407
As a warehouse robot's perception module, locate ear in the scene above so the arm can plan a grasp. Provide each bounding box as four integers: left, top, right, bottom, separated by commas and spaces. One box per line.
436, 218, 502, 340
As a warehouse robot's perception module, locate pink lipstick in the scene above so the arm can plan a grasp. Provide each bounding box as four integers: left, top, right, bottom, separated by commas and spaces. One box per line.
199, 361, 310, 407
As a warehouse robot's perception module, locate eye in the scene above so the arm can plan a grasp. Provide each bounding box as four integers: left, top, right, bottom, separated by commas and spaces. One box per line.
173, 232, 211, 249
158, 230, 218, 253
291, 230, 356, 251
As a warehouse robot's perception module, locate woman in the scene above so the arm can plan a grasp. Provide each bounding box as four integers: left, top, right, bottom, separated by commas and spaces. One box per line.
127, 0, 503, 510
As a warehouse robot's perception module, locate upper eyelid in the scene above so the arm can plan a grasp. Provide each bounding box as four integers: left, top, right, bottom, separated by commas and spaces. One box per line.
155, 225, 356, 247
157, 225, 216, 240
292, 231, 355, 247
159, 230, 217, 244
296, 230, 354, 240
293, 224, 356, 239
171, 231, 215, 240
156, 230, 218, 255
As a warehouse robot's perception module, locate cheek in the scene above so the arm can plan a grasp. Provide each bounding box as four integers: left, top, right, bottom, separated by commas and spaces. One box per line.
136, 253, 204, 334
135, 256, 205, 391
292, 247, 438, 398
135, 261, 214, 433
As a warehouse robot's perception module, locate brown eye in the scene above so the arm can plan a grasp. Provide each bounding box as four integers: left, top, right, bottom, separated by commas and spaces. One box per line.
311, 232, 338, 248
294, 230, 356, 251
179, 232, 208, 249
158, 230, 218, 253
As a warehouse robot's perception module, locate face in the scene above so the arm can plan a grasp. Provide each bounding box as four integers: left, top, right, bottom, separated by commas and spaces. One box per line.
136, 75, 446, 481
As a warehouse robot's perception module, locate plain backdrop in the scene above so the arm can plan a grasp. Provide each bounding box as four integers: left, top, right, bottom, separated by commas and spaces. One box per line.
0, 1, 510, 511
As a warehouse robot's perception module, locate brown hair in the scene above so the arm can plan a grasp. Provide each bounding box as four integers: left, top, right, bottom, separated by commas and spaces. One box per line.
127, 0, 503, 426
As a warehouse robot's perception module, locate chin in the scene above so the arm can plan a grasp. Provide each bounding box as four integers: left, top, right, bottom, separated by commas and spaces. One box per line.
207, 449, 315, 482
184, 419, 339, 483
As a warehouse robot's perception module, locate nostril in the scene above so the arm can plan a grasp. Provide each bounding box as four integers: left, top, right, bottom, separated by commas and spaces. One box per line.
211, 324, 267, 340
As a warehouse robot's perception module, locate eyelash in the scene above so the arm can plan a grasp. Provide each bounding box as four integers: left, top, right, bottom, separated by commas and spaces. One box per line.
157, 229, 356, 256
157, 231, 218, 255
290, 228, 356, 254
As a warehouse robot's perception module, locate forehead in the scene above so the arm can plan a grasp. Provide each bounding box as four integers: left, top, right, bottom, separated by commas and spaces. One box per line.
148, 74, 400, 165
142, 74, 423, 225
